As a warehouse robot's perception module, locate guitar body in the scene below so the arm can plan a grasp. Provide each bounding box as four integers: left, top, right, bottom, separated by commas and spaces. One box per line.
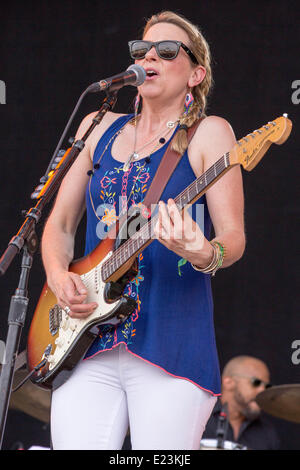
27, 223, 138, 390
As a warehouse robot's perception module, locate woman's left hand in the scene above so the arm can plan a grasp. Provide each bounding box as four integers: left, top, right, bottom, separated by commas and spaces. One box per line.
154, 198, 214, 266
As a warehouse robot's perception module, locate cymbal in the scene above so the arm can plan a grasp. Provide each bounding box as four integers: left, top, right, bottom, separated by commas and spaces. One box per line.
9, 369, 51, 424
255, 384, 300, 423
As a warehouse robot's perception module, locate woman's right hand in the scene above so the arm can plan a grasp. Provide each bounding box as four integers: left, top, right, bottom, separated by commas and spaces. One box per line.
47, 270, 98, 319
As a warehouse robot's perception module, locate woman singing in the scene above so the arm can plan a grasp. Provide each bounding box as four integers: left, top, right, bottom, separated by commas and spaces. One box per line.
43, 11, 245, 449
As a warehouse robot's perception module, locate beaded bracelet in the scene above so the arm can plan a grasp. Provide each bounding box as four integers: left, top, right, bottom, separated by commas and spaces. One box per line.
211, 241, 226, 276
191, 241, 226, 276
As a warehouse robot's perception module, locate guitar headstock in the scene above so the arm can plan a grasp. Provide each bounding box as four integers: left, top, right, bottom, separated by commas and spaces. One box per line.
229, 114, 292, 171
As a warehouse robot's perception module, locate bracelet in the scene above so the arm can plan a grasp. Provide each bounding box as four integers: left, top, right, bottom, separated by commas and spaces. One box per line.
191, 241, 226, 276
191, 243, 217, 272
211, 241, 226, 276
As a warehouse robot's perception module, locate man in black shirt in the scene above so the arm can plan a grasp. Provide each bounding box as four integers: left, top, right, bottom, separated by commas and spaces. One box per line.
201, 355, 281, 450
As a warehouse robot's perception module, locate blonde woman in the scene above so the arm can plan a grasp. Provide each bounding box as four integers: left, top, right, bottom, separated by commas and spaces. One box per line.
44, 11, 245, 449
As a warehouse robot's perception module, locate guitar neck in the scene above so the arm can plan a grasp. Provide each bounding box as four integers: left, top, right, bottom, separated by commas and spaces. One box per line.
102, 151, 234, 282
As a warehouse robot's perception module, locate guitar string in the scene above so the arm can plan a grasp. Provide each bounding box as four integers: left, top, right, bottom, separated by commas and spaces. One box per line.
101, 153, 229, 278
111, 124, 275, 256
103, 153, 228, 273
103, 120, 281, 276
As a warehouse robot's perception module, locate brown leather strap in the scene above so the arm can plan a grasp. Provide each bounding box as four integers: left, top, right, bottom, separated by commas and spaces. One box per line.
143, 117, 204, 208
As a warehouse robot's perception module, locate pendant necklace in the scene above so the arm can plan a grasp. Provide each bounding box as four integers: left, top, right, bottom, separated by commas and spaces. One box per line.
87, 115, 179, 222
122, 119, 178, 172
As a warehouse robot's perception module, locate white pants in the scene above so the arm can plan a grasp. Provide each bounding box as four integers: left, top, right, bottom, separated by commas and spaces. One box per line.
51, 344, 217, 450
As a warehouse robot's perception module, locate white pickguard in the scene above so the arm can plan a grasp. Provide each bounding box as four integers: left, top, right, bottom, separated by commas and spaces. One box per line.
47, 252, 119, 371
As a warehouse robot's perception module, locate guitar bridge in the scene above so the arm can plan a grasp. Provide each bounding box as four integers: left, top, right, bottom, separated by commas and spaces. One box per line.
49, 304, 63, 336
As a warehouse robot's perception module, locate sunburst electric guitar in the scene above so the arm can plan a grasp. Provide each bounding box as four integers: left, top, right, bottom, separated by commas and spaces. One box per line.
27, 115, 292, 389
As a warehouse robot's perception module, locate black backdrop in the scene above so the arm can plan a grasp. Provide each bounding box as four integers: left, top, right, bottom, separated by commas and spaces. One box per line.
0, 0, 299, 451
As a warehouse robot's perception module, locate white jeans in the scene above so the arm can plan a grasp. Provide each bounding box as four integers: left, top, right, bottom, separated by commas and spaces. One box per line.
51, 343, 217, 450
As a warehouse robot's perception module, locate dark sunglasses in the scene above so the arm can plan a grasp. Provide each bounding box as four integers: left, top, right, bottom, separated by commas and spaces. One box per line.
250, 377, 272, 389
233, 374, 272, 389
128, 40, 198, 64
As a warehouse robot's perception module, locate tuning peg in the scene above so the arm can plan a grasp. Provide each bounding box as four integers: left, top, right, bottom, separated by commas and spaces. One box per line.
31, 183, 45, 199
51, 149, 66, 168
35, 184, 45, 192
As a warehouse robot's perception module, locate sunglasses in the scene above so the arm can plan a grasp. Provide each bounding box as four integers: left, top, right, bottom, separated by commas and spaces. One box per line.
233, 374, 272, 389
128, 40, 198, 64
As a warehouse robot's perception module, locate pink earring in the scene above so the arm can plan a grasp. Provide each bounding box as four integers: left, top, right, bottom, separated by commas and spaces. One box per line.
184, 92, 194, 115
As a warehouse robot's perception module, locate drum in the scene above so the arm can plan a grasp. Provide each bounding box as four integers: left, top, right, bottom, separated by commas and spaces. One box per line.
200, 438, 248, 450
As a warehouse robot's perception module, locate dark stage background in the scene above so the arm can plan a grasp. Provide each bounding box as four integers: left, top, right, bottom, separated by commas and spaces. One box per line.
0, 0, 299, 451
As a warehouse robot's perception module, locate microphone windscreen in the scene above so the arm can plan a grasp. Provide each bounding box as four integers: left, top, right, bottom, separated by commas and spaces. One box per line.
127, 64, 146, 86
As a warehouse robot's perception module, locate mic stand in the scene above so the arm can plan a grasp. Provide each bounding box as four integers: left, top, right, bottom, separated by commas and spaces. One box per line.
0, 90, 118, 449
216, 402, 229, 449
0, 241, 36, 448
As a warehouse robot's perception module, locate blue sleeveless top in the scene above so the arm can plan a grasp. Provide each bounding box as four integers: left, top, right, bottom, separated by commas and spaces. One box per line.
83, 114, 221, 396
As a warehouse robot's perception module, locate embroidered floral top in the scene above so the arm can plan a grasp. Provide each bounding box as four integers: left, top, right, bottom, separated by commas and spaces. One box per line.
83, 114, 221, 396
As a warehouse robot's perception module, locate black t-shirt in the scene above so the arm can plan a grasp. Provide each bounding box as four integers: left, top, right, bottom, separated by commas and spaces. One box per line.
202, 399, 281, 450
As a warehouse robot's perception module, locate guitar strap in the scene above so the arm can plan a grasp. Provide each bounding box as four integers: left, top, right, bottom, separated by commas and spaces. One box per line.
142, 117, 205, 209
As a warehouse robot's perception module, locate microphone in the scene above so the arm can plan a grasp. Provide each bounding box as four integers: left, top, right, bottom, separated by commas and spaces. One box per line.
87, 64, 146, 93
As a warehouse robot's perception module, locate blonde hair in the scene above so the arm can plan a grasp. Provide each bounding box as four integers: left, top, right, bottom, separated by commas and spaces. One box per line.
142, 11, 213, 154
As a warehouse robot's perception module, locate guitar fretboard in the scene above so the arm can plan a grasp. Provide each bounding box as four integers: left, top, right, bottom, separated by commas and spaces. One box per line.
101, 152, 231, 282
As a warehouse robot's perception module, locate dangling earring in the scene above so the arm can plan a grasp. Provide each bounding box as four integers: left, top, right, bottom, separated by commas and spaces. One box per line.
184, 92, 194, 116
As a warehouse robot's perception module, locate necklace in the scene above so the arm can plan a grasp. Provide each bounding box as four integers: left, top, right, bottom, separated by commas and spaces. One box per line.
122, 118, 179, 172
87, 116, 149, 222
87, 114, 179, 223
